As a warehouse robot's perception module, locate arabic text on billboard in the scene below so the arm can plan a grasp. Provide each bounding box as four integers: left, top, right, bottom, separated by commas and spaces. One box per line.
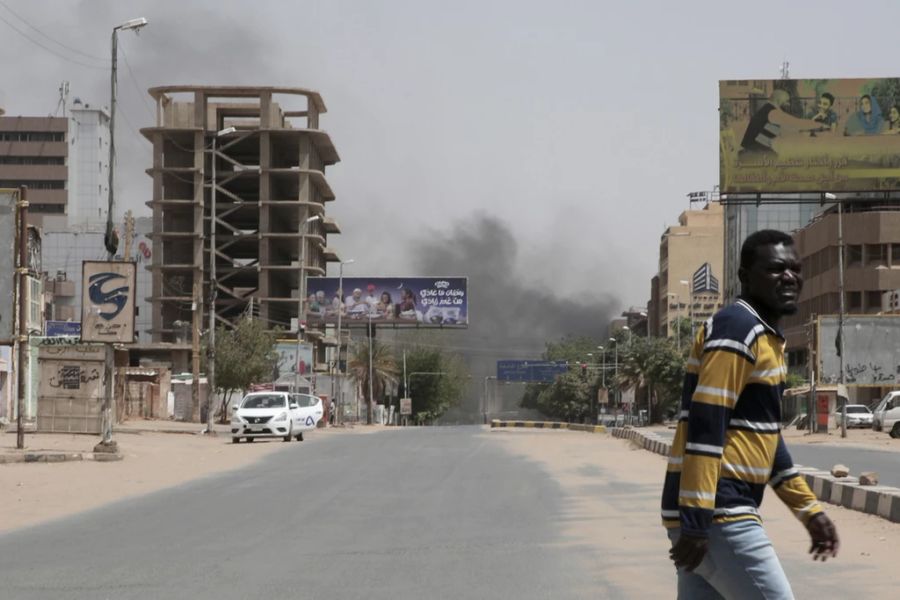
720, 78, 900, 193
304, 277, 468, 328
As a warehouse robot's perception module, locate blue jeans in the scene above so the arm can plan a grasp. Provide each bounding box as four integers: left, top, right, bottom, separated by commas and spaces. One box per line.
667, 519, 794, 599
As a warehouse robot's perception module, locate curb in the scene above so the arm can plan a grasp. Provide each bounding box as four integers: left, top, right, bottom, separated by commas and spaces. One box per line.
0, 451, 124, 464
490, 420, 606, 434
609, 427, 900, 525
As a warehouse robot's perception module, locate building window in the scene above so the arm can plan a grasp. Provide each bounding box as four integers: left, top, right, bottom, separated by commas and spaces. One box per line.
0, 156, 64, 165
30, 203, 65, 214
0, 180, 64, 190
865, 290, 883, 313
892, 244, 900, 267
865, 244, 886, 267
847, 291, 862, 311
0, 131, 64, 142
846, 245, 862, 267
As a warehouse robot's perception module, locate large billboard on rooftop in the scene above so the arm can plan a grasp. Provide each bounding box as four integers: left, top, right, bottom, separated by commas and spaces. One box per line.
719, 78, 900, 193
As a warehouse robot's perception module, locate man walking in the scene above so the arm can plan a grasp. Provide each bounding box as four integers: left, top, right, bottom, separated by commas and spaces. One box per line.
662, 230, 839, 599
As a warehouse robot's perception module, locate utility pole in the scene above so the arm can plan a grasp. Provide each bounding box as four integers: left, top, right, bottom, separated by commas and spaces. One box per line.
836, 200, 847, 438
15, 186, 28, 449
367, 317, 375, 425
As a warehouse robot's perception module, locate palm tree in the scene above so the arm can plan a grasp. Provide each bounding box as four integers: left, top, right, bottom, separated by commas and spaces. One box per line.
348, 338, 399, 424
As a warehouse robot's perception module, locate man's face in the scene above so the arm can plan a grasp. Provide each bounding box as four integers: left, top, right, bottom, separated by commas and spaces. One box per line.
353, 290, 362, 300
818, 96, 832, 112
740, 243, 803, 317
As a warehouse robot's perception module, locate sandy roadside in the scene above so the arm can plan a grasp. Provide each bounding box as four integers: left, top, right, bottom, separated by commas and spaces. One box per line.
0, 427, 362, 535
487, 428, 900, 597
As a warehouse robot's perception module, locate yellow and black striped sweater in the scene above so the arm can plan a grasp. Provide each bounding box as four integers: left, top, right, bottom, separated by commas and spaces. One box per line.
661, 299, 823, 536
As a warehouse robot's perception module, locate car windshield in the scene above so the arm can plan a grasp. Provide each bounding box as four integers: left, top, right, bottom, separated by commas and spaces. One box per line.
846, 406, 870, 414
241, 395, 287, 409
293, 394, 319, 408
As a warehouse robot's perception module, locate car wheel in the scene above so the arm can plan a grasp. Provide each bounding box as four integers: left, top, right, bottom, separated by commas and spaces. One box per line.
283, 426, 293, 442
890, 423, 900, 439
295, 432, 304, 442
246, 437, 254, 443
232, 437, 239, 444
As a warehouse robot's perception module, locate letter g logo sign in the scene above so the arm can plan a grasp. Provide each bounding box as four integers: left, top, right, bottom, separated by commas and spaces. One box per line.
88, 272, 129, 321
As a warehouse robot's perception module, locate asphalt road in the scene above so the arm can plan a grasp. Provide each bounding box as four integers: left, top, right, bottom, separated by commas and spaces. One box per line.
0, 427, 601, 600
654, 430, 900, 487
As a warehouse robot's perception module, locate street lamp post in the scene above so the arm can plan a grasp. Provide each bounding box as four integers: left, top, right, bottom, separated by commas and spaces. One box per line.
825, 192, 848, 438
106, 17, 148, 258
609, 337, 618, 416
99, 17, 147, 452
334, 258, 354, 424
296, 214, 320, 394
205, 126, 236, 436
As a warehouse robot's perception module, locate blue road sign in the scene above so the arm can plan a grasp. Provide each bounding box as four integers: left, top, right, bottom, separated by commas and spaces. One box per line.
45, 320, 82, 337
497, 360, 568, 383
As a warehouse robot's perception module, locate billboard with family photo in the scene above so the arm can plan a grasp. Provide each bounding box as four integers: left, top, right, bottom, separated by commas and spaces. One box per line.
304, 277, 468, 328
720, 78, 900, 193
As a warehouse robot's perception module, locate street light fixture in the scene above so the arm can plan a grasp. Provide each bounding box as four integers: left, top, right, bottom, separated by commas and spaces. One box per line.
99, 16, 147, 450
106, 16, 148, 257
334, 258, 354, 424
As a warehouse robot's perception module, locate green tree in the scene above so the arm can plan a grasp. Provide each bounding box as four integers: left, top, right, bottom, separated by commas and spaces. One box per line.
520, 334, 606, 421
348, 339, 398, 425
401, 346, 468, 424
535, 371, 592, 422
212, 317, 280, 422
616, 335, 685, 423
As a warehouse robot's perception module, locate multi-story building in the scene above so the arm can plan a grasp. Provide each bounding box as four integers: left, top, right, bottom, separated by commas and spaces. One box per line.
0, 115, 68, 226
1, 100, 113, 333
141, 86, 342, 364
782, 202, 900, 404
649, 200, 724, 344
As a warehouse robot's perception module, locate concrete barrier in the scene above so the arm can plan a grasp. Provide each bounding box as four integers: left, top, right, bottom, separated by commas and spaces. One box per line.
490, 420, 606, 434
609, 427, 900, 525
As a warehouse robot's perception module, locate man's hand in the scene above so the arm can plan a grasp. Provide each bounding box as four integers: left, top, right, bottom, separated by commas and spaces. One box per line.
806, 513, 839, 561
669, 533, 708, 572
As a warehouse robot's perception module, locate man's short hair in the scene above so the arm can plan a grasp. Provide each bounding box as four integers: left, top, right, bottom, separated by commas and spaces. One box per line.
740, 230, 795, 270
821, 92, 835, 106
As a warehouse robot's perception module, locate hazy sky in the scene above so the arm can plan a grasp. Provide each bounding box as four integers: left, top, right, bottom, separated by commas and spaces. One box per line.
2, 0, 899, 332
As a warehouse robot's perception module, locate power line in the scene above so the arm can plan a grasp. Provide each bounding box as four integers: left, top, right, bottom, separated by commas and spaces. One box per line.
0, 0, 108, 62
0, 11, 106, 71
119, 43, 155, 119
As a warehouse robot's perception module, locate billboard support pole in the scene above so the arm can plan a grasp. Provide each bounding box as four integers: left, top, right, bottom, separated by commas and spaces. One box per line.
15, 186, 28, 450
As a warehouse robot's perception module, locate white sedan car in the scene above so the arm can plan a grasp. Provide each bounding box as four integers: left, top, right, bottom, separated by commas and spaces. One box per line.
832, 404, 874, 429
231, 392, 323, 443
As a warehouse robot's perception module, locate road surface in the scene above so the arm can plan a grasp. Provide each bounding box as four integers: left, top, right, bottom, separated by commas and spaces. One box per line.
1, 427, 897, 599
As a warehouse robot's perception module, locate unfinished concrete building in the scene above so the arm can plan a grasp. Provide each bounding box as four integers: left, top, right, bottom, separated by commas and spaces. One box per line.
141, 86, 341, 353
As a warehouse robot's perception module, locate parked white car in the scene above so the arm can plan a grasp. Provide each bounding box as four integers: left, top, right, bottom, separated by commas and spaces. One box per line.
231, 392, 323, 443
831, 404, 873, 429
872, 391, 900, 438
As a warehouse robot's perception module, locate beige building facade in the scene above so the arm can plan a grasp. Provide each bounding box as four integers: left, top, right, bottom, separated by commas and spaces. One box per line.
649, 201, 724, 344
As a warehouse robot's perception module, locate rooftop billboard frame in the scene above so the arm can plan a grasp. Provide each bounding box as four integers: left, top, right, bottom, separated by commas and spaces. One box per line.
720, 78, 900, 194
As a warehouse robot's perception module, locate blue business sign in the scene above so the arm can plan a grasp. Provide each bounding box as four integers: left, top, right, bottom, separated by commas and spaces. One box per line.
45, 320, 82, 337
497, 360, 568, 383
